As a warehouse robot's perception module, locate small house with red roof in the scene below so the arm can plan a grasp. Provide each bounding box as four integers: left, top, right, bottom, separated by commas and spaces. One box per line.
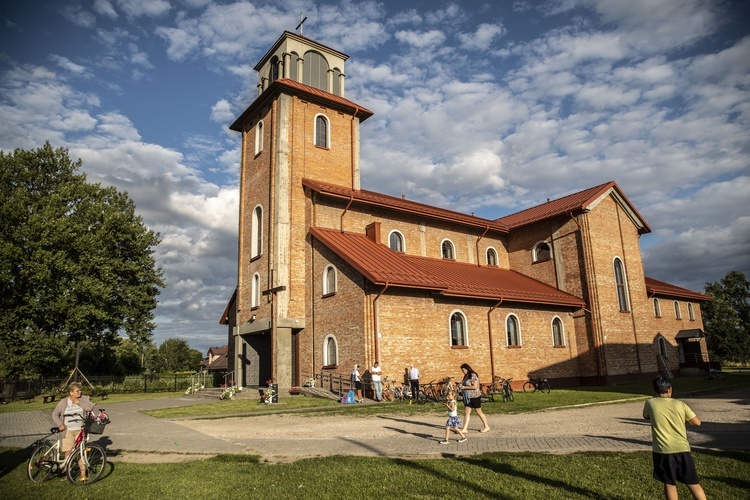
220, 31, 710, 390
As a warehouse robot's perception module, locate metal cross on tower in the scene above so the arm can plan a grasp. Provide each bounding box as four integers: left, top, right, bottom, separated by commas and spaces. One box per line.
296, 12, 307, 35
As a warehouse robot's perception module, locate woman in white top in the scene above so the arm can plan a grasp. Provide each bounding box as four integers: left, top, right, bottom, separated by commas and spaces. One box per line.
371, 362, 382, 401
351, 364, 364, 402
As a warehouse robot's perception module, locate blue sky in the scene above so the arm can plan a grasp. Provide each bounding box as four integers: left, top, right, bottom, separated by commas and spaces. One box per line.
1, 0, 748, 355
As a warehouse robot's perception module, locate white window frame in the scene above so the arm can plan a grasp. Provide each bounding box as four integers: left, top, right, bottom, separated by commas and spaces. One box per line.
323, 265, 337, 296
658, 336, 668, 358
654, 298, 661, 318
388, 230, 405, 252
251, 273, 260, 308
251, 205, 263, 258
314, 113, 330, 148
688, 303, 695, 321
551, 316, 564, 346
486, 247, 498, 266
441, 239, 455, 260
533, 241, 551, 262
323, 334, 338, 367
506, 313, 521, 347
449, 310, 468, 347
614, 257, 630, 312
674, 301, 682, 320
254, 120, 264, 155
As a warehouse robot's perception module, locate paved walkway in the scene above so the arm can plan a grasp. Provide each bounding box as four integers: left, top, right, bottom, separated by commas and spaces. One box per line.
1, 386, 748, 462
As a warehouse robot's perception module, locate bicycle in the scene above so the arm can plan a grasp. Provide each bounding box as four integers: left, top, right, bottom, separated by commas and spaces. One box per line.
501, 377, 515, 402
27, 409, 110, 485
523, 376, 551, 393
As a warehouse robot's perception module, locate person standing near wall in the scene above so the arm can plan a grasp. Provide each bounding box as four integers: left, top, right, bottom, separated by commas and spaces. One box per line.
371, 361, 383, 402
351, 364, 364, 403
409, 364, 420, 404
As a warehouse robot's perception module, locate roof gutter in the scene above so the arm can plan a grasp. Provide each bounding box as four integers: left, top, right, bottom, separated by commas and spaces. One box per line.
475, 225, 490, 266
350, 104, 359, 191
340, 194, 354, 233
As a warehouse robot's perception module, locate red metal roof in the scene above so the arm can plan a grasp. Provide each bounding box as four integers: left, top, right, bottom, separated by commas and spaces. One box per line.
310, 226, 585, 308
303, 178, 509, 233
496, 181, 652, 234
645, 276, 711, 302
230, 78, 373, 131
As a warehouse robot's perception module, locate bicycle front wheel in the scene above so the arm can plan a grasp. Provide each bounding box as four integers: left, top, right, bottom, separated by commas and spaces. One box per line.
540, 381, 551, 394
507, 390, 515, 402
67, 443, 107, 485
522, 382, 535, 393
27, 443, 54, 482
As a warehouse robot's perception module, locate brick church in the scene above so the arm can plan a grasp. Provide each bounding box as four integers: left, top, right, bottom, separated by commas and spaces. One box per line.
220, 31, 710, 390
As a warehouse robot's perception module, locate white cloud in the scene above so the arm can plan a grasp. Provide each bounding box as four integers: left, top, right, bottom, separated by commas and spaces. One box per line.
93, 0, 118, 19
395, 29, 446, 49
210, 99, 234, 124
48, 55, 92, 77
457, 23, 506, 51
116, 0, 171, 18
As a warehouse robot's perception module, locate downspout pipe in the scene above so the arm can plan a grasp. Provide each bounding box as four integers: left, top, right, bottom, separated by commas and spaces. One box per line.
373, 282, 389, 363
475, 225, 490, 266
340, 194, 354, 233
350, 105, 360, 190
487, 297, 503, 379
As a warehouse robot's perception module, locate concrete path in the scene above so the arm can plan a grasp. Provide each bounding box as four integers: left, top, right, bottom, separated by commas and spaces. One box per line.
1, 386, 748, 463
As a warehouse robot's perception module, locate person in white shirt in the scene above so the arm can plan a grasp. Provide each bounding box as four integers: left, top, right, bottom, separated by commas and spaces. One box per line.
409, 364, 420, 403
351, 364, 364, 402
371, 362, 383, 401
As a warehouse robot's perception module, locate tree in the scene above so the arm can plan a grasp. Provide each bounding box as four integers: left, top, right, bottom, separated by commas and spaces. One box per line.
158, 338, 201, 372
0, 143, 165, 376
703, 271, 750, 364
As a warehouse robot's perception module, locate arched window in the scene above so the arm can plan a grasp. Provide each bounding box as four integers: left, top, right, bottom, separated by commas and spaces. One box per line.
653, 298, 661, 318
315, 114, 329, 148
614, 258, 630, 312
303, 50, 329, 91
688, 303, 695, 321
289, 51, 299, 81
552, 317, 564, 346
674, 301, 681, 319
251, 205, 262, 258
486, 247, 498, 266
254, 121, 264, 155
332, 67, 341, 95
506, 315, 521, 346
389, 231, 404, 252
441, 239, 455, 260
251, 273, 260, 308
450, 312, 467, 347
323, 265, 337, 296
533, 242, 551, 262
268, 55, 279, 84
323, 335, 338, 367
658, 336, 668, 358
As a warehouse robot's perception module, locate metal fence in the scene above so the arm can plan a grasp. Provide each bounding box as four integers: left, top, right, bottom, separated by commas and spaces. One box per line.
0, 373, 221, 402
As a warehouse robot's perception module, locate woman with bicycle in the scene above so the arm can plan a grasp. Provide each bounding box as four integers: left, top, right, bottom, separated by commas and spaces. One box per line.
459, 363, 490, 434
52, 382, 94, 475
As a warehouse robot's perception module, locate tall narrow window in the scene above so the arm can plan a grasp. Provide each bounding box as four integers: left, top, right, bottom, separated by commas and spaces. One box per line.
315, 115, 328, 148
614, 258, 630, 311
674, 301, 681, 319
552, 317, 564, 346
389, 231, 404, 252
323, 335, 338, 367
441, 240, 455, 259
658, 337, 668, 358
506, 315, 521, 346
303, 50, 329, 91
323, 265, 337, 296
654, 298, 661, 318
254, 121, 264, 155
486, 247, 498, 266
332, 67, 341, 95
688, 303, 695, 321
268, 56, 279, 84
450, 312, 467, 347
251, 273, 260, 308
251, 206, 262, 258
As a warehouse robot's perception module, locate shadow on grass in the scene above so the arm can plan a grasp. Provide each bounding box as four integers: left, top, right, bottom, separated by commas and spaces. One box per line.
0, 445, 32, 478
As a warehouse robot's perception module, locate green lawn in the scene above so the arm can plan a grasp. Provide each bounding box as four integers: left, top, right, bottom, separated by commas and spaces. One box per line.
1, 449, 747, 499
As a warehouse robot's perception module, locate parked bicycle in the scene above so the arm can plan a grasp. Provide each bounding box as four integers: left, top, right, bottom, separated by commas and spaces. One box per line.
500, 377, 515, 402
523, 376, 551, 394
27, 410, 110, 485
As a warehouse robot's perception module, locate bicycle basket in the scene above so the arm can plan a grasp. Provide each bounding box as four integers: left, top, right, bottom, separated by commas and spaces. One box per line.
83, 412, 109, 434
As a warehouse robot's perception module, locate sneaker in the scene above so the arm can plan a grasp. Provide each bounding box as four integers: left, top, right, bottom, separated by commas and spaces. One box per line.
439, 440, 450, 445
458, 438, 467, 443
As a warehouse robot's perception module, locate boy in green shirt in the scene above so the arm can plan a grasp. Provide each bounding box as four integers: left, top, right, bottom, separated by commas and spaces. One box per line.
643, 376, 706, 500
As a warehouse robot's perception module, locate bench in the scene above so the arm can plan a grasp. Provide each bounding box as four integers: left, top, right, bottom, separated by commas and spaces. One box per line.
43, 394, 56, 404
20, 393, 35, 403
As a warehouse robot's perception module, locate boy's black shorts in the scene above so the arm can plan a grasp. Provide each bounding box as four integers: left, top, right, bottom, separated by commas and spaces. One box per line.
652, 452, 700, 485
